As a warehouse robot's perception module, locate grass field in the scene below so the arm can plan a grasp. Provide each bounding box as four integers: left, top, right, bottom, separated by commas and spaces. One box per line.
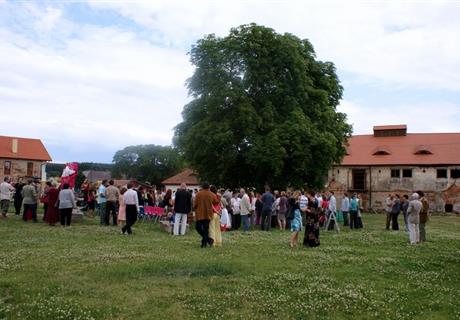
0, 211, 459, 320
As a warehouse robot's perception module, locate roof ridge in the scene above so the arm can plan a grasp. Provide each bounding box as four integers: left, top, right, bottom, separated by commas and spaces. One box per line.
0, 135, 43, 141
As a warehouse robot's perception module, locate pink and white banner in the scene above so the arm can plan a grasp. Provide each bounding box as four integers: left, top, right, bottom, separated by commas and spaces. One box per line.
61, 162, 78, 189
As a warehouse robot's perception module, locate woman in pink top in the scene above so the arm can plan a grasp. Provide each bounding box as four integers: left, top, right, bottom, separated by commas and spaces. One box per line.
118, 187, 127, 228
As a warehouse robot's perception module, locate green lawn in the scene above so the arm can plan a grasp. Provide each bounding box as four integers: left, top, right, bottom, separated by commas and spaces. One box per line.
0, 211, 459, 320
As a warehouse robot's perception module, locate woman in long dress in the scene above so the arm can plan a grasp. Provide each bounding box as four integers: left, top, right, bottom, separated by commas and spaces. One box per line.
45, 182, 60, 226
118, 187, 127, 229
290, 193, 302, 248
208, 186, 222, 247
303, 193, 320, 247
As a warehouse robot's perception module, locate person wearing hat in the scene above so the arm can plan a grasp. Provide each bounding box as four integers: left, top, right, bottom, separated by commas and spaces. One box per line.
407, 193, 422, 245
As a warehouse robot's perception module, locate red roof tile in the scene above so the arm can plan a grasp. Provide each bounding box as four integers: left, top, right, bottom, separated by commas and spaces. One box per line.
0, 136, 52, 161
342, 132, 460, 166
161, 168, 199, 186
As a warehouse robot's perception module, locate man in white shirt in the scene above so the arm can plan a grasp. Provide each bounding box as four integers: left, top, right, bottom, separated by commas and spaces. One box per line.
0, 177, 14, 218
122, 183, 139, 235
239, 188, 251, 232
98, 180, 108, 225
231, 192, 241, 230
315, 193, 323, 208
327, 191, 337, 230
299, 192, 309, 225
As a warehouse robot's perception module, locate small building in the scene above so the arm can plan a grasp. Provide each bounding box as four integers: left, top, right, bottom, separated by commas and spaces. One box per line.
161, 168, 200, 192
327, 125, 460, 213
0, 136, 52, 183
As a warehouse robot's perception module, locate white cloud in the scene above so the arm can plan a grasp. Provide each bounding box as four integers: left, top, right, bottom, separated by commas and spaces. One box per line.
88, 0, 460, 91
35, 7, 62, 32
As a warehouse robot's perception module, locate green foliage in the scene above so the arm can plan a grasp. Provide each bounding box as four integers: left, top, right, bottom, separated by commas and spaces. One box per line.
0, 214, 459, 319
45, 163, 66, 178
111, 145, 184, 186
174, 24, 352, 190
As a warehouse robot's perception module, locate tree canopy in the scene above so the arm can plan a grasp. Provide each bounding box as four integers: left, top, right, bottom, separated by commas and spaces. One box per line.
111, 145, 184, 186
174, 24, 352, 190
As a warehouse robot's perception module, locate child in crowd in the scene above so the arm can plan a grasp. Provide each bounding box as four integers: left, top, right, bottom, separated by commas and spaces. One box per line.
290, 208, 303, 248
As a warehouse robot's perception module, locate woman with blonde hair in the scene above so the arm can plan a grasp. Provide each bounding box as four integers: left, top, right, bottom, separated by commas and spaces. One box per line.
118, 186, 127, 228
290, 192, 302, 248
208, 185, 222, 246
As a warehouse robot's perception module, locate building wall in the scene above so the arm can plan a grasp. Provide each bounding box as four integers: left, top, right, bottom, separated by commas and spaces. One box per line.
0, 158, 45, 182
327, 165, 460, 213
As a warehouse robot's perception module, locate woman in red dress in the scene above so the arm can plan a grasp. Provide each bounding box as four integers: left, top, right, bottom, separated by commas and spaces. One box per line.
45, 183, 60, 226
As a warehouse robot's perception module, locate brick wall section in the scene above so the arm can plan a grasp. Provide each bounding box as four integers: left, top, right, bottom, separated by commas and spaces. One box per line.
0, 159, 44, 182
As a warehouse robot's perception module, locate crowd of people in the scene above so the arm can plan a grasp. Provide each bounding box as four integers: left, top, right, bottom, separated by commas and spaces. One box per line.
0, 175, 430, 247
0, 176, 75, 226
384, 191, 430, 245
178, 185, 355, 248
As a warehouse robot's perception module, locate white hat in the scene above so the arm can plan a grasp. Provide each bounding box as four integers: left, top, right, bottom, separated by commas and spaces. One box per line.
411, 193, 419, 200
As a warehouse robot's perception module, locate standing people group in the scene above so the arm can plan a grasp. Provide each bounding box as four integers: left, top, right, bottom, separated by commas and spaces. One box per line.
2, 174, 435, 250
384, 191, 429, 245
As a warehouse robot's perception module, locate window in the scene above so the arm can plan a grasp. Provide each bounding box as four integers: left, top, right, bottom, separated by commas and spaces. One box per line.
402, 169, 412, 178
391, 169, 400, 178
373, 146, 391, 155
451, 169, 460, 179
437, 169, 447, 179
4, 161, 11, 175
27, 162, 33, 176
352, 169, 366, 190
414, 145, 433, 155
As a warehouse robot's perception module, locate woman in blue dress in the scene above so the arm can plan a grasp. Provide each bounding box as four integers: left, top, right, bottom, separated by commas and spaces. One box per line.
290, 195, 303, 248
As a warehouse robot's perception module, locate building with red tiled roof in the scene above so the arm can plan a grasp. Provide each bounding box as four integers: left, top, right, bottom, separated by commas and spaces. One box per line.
327, 125, 460, 213
161, 168, 200, 191
0, 135, 52, 183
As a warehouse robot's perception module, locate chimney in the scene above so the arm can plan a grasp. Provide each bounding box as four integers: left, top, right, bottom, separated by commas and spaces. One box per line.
12, 138, 18, 153
373, 125, 407, 137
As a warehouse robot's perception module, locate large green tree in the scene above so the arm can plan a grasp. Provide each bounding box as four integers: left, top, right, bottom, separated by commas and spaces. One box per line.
174, 24, 352, 190
111, 145, 184, 186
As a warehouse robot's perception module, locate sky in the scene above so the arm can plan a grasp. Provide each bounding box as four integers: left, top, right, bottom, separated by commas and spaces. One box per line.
0, 0, 459, 163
